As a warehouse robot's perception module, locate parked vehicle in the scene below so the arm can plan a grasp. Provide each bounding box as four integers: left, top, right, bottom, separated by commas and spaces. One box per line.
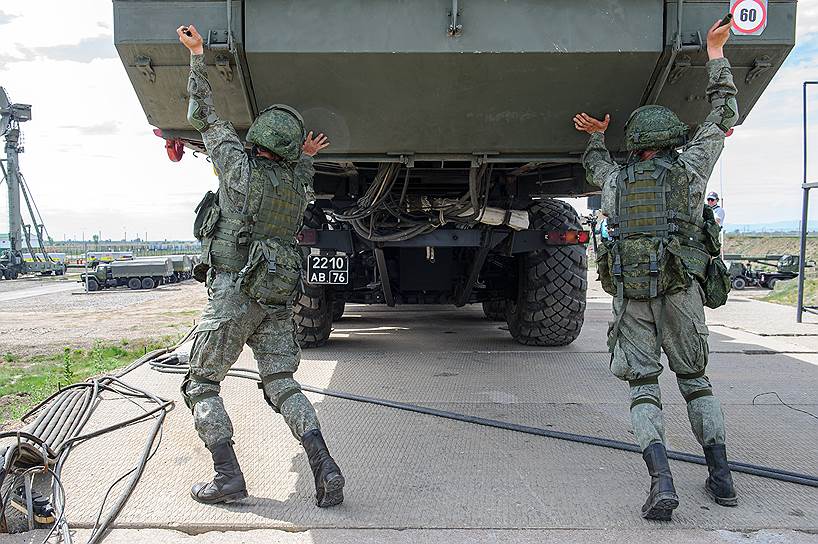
79, 258, 174, 291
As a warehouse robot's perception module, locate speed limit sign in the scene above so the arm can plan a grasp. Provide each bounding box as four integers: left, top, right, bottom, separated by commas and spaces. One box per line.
730, 0, 767, 36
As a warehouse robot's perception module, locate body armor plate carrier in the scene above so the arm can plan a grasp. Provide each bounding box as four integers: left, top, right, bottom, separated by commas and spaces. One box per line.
597, 154, 712, 302
194, 158, 309, 305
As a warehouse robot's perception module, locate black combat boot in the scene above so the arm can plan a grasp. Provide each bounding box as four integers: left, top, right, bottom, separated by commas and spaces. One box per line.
641, 442, 679, 520
190, 440, 248, 504
302, 429, 345, 507
703, 444, 737, 506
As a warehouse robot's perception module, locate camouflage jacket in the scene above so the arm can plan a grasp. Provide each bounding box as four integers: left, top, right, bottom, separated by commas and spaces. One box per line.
187, 54, 315, 219
582, 57, 738, 219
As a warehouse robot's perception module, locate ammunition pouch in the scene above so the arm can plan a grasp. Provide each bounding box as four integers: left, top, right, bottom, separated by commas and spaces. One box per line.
610, 236, 689, 301
700, 256, 731, 309
595, 242, 617, 297
702, 206, 722, 257
236, 238, 302, 306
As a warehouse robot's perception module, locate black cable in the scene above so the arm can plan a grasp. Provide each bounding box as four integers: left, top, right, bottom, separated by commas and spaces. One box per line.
752, 391, 818, 421
149, 360, 818, 488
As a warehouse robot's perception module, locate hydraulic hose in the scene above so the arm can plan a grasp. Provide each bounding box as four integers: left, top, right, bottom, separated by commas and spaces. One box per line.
150, 359, 818, 488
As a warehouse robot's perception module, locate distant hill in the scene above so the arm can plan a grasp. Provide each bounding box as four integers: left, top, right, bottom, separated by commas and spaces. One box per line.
726, 220, 818, 234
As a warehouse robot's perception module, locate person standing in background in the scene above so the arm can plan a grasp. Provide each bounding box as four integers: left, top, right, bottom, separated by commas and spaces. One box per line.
707, 192, 725, 226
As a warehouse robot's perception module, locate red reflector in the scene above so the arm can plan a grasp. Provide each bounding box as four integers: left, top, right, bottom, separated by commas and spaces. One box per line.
725, 128, 734, 137
153, 128, 163, 138
298, 229, 317, 245
165, 139, 185, 162
545, 230, 591, 245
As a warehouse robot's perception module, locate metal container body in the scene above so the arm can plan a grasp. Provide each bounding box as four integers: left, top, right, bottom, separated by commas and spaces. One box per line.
114, 0, 796, 159
109, 258, 174, 278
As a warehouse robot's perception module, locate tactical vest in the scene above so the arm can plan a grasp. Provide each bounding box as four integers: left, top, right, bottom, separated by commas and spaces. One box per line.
195, 158, 309, 273
599, 154, 711, 301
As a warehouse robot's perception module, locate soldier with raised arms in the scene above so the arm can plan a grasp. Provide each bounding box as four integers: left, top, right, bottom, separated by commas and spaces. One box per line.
176, 24, 345, 508
574, 19, 738, 520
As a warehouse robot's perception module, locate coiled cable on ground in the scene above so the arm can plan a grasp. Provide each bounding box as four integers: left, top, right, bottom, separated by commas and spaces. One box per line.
149, 357, 818, 489
0, 347, 176, 544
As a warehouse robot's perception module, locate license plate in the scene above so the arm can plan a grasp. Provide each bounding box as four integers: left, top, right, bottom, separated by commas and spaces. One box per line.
307, 254, 349, 285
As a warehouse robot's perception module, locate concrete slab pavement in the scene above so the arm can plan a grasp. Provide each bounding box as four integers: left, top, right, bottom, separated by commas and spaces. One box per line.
2, 282, 817, 542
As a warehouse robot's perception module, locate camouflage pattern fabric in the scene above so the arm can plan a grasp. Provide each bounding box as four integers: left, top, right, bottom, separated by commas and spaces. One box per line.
246, 106, 305, 162
610, 283, 725, 450
183, 55, 320, 448
187, 54, 314, 221
582, 57, 737, 452
624, 105, 689, 151
184, 271, 320, 447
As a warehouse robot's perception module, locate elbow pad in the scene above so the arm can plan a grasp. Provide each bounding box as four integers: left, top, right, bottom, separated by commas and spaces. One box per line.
186, 72, 217, 132
706, 95, 739, 133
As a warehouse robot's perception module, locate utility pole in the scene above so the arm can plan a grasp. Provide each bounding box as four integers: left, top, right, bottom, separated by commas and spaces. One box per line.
4, 120, 22, 255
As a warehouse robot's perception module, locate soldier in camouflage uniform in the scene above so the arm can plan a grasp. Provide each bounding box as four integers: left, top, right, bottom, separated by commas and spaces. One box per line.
177, 25, 344, 508
574, 20, 737, 520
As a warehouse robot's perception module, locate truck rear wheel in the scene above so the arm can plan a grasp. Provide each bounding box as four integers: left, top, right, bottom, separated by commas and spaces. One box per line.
128, 278, 142, 290
482, 300, 507, 321
332, 299, 346, 321
141, 277, 155, 289
294, 282, 333, 348
507, 199, 587, 346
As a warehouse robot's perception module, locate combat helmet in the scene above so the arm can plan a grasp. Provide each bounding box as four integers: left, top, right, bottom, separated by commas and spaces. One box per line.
624, 105, 689, 151
246, 104, 306, 162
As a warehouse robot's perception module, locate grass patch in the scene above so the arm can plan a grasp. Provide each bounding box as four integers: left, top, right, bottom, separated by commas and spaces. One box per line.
0, 336, 177, 424
762, 278, 814, 307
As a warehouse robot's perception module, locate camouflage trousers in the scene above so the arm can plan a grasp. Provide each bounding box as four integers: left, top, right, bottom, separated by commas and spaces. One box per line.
183, 271, 319, 449
609, 282, 726, 451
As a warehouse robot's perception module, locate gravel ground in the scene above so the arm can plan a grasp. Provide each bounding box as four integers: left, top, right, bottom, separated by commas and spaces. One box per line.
0, 275, 207, 361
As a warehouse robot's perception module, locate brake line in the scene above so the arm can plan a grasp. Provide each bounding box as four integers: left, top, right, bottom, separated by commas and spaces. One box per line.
149, 359, 818, 488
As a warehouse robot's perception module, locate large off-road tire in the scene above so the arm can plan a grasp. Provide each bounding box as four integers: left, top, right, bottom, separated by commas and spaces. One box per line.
507, 199, 587, 346
482, 300, 507, 321
332, 299, 346, 321
128, 278, 142, 290
141, 277, 156, 289
294, 282, 333, 348
86, 278, 100, 292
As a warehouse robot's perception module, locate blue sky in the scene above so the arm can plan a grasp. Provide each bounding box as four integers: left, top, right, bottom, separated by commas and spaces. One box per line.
1, 1, 817, 240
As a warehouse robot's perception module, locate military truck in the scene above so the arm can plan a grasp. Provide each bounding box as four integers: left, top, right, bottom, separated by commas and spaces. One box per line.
168, 255, 194, 282
726, 254, 804, 290
113, 0, 796, 346
79, 258, 174, 291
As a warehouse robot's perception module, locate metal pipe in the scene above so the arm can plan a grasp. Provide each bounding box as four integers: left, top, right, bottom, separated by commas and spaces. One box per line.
796, 82, 818, 321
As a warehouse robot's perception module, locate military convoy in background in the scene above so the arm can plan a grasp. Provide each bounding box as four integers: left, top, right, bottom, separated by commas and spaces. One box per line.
726, 254, 805, 291
113, 1, 796, 346
78, 255, 197, 291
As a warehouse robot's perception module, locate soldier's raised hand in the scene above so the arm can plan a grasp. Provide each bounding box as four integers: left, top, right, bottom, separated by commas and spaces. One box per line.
303, 131, 330, 157
573, 113, 610, 134
706, 18, 730, 59
177, 24, 204, 55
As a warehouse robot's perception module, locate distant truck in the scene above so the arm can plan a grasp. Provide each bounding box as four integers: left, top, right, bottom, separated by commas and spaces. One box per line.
725, 254, 803, 290
85, 251, 134, 267
79, 257, 174, 291
167, 255, 193, 283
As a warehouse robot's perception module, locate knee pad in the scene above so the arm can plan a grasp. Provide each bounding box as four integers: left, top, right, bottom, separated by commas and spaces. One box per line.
629, 376, 662, 410
180, 372, 221, 412
258, 372, 302, 413
676, 371, 713, 404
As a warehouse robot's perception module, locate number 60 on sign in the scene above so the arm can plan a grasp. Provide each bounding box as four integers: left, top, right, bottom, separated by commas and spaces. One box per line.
730, 0, 768, 36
